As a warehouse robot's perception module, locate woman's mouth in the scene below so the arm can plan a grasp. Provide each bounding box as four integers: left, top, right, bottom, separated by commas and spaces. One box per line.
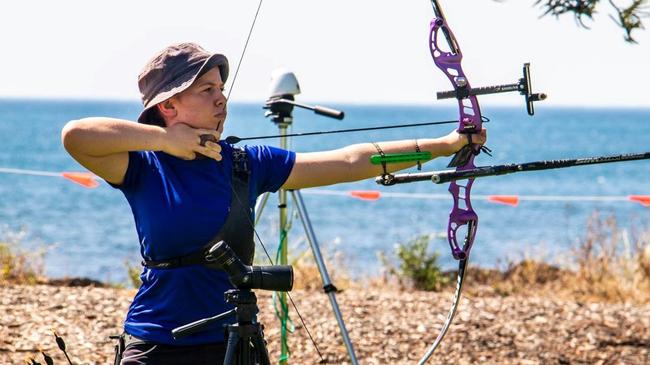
214, 112, 226, 125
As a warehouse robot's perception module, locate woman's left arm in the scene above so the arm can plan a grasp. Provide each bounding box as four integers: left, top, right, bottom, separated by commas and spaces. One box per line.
282, 129, 486, 190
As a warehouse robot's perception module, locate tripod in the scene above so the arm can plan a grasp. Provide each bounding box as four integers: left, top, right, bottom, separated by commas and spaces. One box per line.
222, 289, 270, 365
173, 288, 271, 365
254, 71, 359, 364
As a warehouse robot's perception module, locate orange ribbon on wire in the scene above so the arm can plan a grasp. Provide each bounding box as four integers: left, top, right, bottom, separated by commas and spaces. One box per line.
0, 167, 99, 188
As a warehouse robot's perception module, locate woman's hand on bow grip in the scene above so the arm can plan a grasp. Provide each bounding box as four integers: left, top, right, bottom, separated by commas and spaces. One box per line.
443, 128, 487, 156
163, 123, 222, 161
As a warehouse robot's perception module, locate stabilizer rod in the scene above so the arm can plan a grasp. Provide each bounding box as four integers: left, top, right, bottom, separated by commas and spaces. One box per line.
376, 151, 650, 186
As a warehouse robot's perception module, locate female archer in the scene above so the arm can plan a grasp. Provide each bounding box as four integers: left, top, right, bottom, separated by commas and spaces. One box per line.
61, 42, 486, 364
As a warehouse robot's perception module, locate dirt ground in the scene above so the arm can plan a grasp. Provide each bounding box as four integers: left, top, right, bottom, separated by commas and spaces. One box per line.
2, 281, 649, 365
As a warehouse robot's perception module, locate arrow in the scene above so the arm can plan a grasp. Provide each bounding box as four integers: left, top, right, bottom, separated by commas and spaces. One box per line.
0, 167, 99, 188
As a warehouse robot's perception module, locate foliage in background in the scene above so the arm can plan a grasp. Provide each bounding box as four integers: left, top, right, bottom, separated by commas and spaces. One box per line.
489, 260, 564, 297
0, 232, 46, 285
125, 261, 142, 289
289, 247, 352, 291
535, 0, 648, 42
484, 212, 650, 303
379, 235, 448, 291
4, 211, 649, 306
568, 212, 650, 302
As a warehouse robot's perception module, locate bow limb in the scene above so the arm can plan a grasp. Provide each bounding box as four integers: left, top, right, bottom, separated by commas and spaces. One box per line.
417, 258, 469, 364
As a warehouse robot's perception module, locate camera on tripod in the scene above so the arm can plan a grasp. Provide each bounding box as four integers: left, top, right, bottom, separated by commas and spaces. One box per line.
205, 240, 293, 292
172, 241, 293, 365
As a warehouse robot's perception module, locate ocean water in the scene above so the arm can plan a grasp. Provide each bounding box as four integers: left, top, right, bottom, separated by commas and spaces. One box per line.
0, 98, 648, 284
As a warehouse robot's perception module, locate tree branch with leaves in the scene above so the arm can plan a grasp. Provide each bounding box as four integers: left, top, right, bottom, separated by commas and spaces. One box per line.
535, 0, 649, 42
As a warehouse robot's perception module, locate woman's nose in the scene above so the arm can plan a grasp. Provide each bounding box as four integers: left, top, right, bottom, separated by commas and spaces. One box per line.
215, 89, 226, 105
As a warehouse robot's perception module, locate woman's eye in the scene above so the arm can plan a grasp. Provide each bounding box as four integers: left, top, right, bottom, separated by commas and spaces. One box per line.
204, 87, 213, 93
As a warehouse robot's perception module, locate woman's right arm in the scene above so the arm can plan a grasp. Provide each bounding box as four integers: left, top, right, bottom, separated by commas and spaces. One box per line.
61, 118, 222, 185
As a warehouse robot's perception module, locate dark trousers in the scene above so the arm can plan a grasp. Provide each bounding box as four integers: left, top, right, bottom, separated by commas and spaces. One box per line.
120, 342, 227, 365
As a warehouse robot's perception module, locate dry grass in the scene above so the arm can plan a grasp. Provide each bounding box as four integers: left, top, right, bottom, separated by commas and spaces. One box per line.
289, 248, 355, 291
0, 229, 107, 288
3, 211, 650, 305
464, 212, 650, 304
0, 240, 46, 285
567, 212, 650, 303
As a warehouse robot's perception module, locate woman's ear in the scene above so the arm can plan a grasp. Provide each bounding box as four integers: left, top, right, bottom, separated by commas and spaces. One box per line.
156, 99, 177, 121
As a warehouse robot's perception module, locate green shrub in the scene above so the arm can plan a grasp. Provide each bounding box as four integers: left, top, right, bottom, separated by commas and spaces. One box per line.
380, 235, 448, 291
125, 261, 142, 288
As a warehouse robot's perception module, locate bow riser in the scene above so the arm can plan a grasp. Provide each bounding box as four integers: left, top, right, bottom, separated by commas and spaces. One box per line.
430, 16, 481, 260
447, 180, 478, 259
429, 19, 484, 138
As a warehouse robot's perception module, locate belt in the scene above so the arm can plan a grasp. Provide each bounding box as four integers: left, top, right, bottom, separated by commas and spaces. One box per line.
142, 244, 213, 269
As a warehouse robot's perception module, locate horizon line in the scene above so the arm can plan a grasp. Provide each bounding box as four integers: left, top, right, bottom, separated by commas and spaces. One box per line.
0, 95, 648, 110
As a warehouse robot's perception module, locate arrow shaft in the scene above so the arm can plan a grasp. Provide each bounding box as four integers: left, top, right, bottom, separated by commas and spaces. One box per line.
376, 151, 650, 185
433, 151, 650, 184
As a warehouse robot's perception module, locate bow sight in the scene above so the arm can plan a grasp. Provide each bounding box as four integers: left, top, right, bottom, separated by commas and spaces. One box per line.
436, 63, 547, 116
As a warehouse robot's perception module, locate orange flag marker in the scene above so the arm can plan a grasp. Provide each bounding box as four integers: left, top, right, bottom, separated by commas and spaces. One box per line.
487, 195, 520, 206
0, 167, 99, 189
628, 195, 650, 207
61, 172, 99, 188
349, 190, 381, 201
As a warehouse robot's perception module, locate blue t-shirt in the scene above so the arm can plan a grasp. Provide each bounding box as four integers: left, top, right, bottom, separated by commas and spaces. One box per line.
111, 142, 295, 345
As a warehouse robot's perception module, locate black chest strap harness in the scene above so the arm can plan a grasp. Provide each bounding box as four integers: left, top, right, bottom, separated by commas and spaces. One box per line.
141, 146, 256, 269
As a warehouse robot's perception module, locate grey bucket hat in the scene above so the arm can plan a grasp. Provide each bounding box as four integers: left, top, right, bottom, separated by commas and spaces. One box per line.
137, 42, 229, 124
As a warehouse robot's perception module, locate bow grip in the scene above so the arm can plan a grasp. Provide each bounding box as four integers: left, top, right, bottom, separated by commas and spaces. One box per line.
447, 144, 474, 168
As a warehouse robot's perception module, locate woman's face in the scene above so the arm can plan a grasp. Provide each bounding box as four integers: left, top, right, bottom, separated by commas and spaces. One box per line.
165, 67, 227, 132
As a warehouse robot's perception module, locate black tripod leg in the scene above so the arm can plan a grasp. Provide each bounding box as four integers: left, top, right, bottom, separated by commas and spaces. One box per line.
224, 330, 240, 365
252, 334, 271, 365
240, 337, 251, 364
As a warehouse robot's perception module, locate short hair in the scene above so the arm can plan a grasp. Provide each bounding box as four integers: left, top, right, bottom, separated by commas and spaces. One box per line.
142, 107, 166, 127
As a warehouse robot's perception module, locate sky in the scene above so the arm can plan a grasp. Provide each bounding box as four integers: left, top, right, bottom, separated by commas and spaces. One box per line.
1, 0, 649, 107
